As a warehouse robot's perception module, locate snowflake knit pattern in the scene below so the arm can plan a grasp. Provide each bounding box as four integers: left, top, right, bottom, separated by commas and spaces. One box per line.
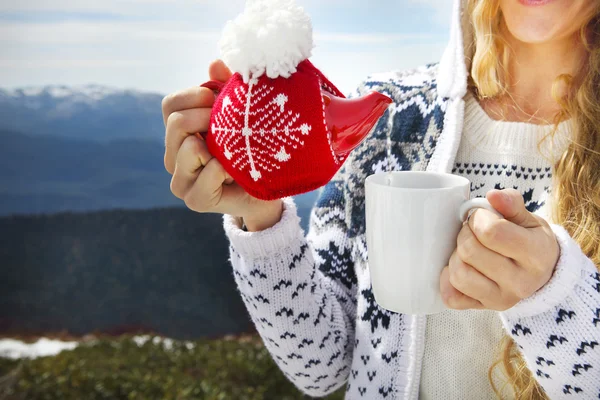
206, 59, 348, 200
223, 64, 600, 399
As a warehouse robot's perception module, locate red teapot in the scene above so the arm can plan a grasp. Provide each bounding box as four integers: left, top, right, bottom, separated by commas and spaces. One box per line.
197, 1, 392, 200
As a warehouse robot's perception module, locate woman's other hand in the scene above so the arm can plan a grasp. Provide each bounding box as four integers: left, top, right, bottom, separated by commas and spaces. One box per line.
440, 189, 560, 311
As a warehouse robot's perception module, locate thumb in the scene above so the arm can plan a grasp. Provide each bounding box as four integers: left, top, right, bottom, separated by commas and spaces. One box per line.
487, 188, 541, 228
209, 59, 233, 83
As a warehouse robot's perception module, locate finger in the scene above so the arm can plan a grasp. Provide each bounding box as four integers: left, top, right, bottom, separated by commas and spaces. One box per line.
164, 108, 212, 174
446, 250, 501, 308
170, 135, 213, 199
456, 224, 521, 289
487, 189, 541, 229
440, 266, 484, 310
183, 157, 248, 215
468, 208, 531, 262
162, 86, 215, 126
209, 59, 233, 82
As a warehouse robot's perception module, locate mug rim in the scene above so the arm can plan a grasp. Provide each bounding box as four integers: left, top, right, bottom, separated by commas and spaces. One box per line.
365, 171, 470, 192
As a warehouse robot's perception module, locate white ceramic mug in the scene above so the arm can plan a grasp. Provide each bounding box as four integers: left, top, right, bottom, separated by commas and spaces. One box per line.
365, 171, 500, 315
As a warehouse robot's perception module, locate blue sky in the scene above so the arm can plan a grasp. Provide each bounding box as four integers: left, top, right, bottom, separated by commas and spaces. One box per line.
0, 0, 451, 95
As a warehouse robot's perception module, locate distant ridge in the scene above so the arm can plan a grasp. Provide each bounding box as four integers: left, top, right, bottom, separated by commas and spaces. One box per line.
0, 84, 164, 142
0, 85, 318, 224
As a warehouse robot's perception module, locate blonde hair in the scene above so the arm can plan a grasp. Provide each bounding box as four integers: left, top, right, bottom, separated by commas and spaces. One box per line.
468, 0, 600, 398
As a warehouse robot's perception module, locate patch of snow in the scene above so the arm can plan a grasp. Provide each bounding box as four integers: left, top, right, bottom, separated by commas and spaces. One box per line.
47, 86, 74, 98
21, 87, 45, 97
77, 84, 120, 100
0, 85, 122, 101
162, 338, 173, 350
0, 338, 78, 360
132, 335, 151, 346
0, 89, 15, 98
0, 335, 197, 359
0, 85, 163, 108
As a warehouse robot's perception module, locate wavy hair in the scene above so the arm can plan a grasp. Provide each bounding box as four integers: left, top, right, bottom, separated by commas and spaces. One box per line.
468, 0, 600, 398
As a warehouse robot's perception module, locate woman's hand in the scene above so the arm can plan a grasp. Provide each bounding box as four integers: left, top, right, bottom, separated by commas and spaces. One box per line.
440, 189, 560, 311
162, 60, 283, 232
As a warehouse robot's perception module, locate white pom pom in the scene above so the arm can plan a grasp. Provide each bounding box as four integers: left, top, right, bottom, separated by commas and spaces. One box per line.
219, 0, 314, 83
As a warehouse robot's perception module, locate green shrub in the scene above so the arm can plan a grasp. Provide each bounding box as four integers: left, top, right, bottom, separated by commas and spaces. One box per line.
0, 336, 345, 400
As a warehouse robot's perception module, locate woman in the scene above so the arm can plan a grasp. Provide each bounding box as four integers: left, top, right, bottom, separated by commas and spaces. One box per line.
161, 0, 600, 398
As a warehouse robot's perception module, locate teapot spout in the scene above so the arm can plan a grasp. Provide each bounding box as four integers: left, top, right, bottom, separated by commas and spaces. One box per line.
323, 90, 393, 157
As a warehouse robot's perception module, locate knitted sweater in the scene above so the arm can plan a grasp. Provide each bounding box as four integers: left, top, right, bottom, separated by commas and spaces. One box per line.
223, 65, 600, 399
419, 92, 571, 399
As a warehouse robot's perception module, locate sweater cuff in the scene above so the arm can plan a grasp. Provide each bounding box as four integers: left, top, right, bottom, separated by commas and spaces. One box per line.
500, 224, 583, 320
223, 197, 304, 259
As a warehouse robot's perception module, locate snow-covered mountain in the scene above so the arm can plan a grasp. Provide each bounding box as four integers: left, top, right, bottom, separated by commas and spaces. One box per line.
0, 84, 164, 142
2, 84, 125, 101
0, 84, 319, 219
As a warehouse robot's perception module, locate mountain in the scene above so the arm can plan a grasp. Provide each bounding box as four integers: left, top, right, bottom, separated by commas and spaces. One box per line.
0, 129, 318, 229
0, 129, 180, 216
0, 85, 319, 226
0, 85, 164, 143
0, 85, 323, 339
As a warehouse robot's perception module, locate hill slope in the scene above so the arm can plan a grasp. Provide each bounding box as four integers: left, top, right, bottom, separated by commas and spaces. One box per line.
0, 130, 180, 216
0, 207, 253, 339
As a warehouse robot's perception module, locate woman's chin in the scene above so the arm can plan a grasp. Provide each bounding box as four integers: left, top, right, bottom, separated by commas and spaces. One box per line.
507, 24, 559, 45
501, 0, 596, 45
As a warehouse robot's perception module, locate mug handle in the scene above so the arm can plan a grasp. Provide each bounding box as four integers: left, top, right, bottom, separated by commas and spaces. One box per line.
458, 197, 503, 222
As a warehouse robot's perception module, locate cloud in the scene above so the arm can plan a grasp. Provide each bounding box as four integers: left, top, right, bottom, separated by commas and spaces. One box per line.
0, 0, 246, 18
0, 21, 219, 44
0, 0, 450, 93
0, 59, 147, 68
312, 42, 446, 94
0, 0, 204, 11
136, 29, 220, 41
315, 32, 439, 45
0, 22, 136, 44
0, 0, 333, 12
407, 0, 453, 24
0, 21, 443, 46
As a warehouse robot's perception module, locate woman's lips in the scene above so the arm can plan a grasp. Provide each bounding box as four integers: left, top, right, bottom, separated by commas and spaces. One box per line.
518, 0, 554, 6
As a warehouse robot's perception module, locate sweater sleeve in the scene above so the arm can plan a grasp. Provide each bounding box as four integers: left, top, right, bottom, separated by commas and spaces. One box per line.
223, 175, 357, 397
499, 224, 600, 397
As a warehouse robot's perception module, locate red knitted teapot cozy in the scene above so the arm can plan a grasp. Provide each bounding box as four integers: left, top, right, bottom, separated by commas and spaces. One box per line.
200, 0, 392, 200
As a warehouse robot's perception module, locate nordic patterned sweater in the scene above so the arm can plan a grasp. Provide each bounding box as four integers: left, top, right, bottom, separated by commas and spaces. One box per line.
223, 65, 600, 399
